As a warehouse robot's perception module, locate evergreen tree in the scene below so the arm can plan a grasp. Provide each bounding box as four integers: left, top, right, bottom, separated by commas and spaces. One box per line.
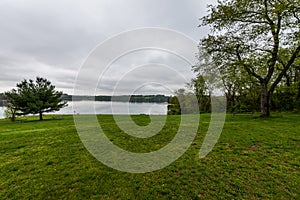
5, 77, 67, 120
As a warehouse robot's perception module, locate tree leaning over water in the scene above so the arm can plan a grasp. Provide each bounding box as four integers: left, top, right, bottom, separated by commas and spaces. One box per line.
5, 77, 67, 121
198, 0, 300, 117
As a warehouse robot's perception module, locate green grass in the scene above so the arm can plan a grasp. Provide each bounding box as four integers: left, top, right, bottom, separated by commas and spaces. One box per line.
0, 113, 299, 199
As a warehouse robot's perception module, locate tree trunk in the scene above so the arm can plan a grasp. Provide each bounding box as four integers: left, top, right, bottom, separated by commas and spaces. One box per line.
260, 82, 270, 117
11, 114, 15, 122
39, 112, 43, 120
9, 107, 16, 122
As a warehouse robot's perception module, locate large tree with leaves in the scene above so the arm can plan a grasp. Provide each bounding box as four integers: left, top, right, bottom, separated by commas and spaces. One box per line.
5, 77, 67, 120
199, 0, 300, 117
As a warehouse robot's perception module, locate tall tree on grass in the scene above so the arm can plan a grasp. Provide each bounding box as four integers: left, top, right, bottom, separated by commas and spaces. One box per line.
199, 0, 300, 117
5, 77, 67, 120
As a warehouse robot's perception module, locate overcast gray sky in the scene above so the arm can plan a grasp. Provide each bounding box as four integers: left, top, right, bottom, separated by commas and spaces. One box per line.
0, 0, 215, 95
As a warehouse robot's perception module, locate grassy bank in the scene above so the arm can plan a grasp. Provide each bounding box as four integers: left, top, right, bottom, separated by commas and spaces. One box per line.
0, 114, 299, 199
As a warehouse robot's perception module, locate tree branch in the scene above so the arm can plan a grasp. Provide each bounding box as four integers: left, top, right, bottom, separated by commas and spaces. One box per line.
236, 44, 263, 82
266, 10, 282, 82
269, 45, 300, 94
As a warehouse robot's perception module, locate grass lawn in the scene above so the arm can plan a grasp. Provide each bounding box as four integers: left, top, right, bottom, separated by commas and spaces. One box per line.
0, 113, 299, 199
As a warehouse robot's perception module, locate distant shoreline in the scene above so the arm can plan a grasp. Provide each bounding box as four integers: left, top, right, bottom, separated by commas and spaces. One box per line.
0, 93, 171, 107
61, 94, 170, 103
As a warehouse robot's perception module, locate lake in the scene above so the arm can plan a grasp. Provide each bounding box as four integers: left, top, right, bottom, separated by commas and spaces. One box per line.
0, 101, 168, 119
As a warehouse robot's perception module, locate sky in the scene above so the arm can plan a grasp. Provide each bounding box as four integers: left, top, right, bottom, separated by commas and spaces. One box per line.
0, 0, 216, 95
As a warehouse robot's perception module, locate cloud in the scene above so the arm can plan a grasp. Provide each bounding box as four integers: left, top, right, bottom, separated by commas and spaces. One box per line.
0, 0, 216, 94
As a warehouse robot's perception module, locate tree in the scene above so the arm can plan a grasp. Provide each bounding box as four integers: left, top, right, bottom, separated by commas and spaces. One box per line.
189, 75, 211, 112
4, 105, 20, 121
5, 77, 67, 120
194, 50, 263, 113
0, 93, 3, 106
199, 0, 300, 117
167, 88, 200, 115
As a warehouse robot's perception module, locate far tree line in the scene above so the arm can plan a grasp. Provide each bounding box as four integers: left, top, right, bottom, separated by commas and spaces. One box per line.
62, 94, 169, 103
1, 93, 170, 104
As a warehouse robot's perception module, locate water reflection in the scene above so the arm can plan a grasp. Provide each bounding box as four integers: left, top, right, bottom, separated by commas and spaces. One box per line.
0, 101, 167, 119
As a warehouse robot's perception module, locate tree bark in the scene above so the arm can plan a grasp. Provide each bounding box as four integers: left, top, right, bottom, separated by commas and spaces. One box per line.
11, 113, 15, 122
267, 90, 273, 116
260, 82, 270, 117
39, 112, 43, 121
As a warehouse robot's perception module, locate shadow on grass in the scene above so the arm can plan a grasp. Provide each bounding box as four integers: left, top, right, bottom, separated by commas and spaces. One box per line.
13, 115, 66, 123
229, 112, 285, 120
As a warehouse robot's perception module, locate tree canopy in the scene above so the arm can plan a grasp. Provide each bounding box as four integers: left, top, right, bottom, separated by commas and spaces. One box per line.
197, 0, 300, 117
4, 77, 67, 121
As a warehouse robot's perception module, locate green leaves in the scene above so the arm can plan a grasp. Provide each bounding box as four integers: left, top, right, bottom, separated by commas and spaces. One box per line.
198, 0, 300, 116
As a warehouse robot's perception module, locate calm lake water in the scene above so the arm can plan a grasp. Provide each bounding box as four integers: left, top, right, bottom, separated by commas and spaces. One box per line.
0, 101, 168, 119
